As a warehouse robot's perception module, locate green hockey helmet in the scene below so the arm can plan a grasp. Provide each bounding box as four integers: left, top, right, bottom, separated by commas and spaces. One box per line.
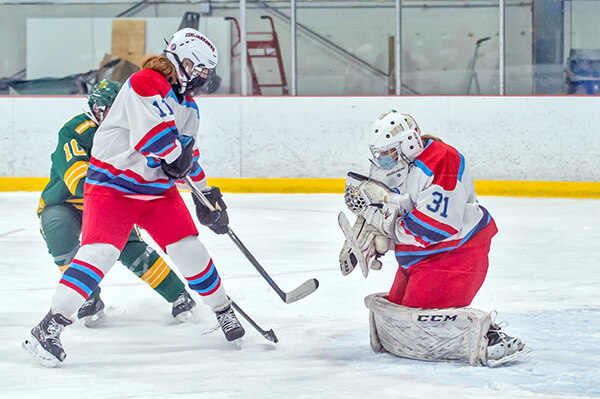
88, 79, 121, 124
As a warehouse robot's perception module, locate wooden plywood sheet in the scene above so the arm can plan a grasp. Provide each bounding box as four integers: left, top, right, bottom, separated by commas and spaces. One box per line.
111, 19, 146, 66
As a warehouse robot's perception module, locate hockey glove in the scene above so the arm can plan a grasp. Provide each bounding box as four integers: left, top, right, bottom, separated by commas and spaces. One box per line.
161, 136, 195, 179
344, 172, 370, 215
345, 172, 413, 216
364, 202, 399, 239
192, 186, 229, 235
339, 215, 391, 277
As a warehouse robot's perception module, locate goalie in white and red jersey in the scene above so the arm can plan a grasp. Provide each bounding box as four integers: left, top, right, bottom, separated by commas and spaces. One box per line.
24, 28, 245, 367
340, 110, 531, 367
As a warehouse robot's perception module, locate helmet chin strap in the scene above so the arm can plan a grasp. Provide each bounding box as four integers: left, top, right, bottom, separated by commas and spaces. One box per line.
399, 152, 412, 165
164, 50, 192, 94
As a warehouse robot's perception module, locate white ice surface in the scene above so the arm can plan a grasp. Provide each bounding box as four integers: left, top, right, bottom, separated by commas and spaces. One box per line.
0, 192, 599, 398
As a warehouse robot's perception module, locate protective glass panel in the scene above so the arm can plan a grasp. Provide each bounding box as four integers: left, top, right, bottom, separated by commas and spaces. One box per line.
295, 0, 395, 95
564, 0, 600, 95
504, 1, 534, 95
0, 1, 230, 95
400, 0, 500, 95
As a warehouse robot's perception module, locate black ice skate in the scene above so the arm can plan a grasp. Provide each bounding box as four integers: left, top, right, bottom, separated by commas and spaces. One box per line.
171, 290, 196, 322
23, 310, 73, 367
485, 324, 532, 367
215, 303, 245, 342
77, 289, 106, 328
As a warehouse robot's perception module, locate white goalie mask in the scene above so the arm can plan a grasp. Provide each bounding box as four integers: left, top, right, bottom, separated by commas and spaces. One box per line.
369, 111, 424, 170
164, 28, 218, 96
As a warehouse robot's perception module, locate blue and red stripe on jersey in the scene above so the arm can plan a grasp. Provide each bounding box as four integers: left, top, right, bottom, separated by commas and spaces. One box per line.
188, 149, 205, 179
185, 259, 221, 296
188, 163, 206, 180
59, 259, 105, 299
134, 120, 180, 158
181, 96, 199, 118
395, 206, 492, 268
401, 208, 459, 245
86, 157, 174, 195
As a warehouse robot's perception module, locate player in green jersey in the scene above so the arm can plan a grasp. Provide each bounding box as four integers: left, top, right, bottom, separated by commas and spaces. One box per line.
38, 80, 196, 326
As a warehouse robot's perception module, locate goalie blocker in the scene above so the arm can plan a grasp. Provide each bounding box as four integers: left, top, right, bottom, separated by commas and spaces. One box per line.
365, 293, 531, 367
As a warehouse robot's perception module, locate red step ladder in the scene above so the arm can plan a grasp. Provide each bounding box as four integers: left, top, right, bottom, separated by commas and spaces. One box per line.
225, 16, 288, 95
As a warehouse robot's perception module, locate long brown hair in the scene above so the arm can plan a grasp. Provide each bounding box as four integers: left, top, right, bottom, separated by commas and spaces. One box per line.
141, 55, 177, 84
421, 134, 444, 144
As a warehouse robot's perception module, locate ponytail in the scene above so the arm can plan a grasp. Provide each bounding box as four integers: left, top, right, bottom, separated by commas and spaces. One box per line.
421, 134, 444, 144
141, 55, 178, 84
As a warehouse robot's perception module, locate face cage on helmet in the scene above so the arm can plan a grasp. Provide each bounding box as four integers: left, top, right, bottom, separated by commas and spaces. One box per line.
184, 68, 215, 96
370, 143, 403, 170
91, 104, 110, 124
165, 49, 215, 95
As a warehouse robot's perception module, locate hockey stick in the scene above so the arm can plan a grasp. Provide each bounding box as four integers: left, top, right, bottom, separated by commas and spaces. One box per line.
229, 297, 278, 343
184, 177, 319, 304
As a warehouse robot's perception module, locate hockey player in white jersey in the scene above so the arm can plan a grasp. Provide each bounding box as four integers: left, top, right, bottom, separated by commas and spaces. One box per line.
340, 110, 531, 367
24, 28, 245, 367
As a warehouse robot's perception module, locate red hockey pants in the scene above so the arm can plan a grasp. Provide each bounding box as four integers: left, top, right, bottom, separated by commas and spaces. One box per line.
388, 219, 497, 308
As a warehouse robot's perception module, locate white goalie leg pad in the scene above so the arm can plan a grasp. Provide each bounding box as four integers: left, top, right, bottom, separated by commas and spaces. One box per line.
364, 293, 492, 366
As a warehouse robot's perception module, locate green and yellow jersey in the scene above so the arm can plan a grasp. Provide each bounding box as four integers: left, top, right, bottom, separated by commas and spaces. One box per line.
38, 113, 97, 213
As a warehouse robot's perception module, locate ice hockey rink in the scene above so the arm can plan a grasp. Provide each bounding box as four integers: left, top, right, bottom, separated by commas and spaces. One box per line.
0, 191, 598, 399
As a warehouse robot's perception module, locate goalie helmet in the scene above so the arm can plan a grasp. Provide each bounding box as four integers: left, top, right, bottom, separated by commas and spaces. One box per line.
164, 28, 218, 96
369, 110, 424, 170
88, 79, 121, 124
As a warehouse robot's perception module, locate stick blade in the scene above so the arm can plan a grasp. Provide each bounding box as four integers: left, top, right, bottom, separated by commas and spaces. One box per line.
264, 329, 279, 343
284, 278, 319, 304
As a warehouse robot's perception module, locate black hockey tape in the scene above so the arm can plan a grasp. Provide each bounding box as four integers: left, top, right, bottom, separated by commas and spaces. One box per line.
347, 171, 369, 181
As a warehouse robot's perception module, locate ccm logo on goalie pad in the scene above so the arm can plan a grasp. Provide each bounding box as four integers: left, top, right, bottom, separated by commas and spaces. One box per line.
417, 314, 458, 322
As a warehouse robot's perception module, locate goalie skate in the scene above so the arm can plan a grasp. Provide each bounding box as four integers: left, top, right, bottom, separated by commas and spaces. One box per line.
338, 212, 380, 278
485, 328, 532, 367
486, 345, 532, 367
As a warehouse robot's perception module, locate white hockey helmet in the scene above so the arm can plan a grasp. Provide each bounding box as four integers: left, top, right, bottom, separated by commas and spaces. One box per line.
164, 28, 218, 96
369, 110, 424, 169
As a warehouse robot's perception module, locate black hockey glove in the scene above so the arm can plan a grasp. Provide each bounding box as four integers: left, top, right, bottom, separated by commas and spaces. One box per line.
161, 136, 195, 179
192, 186, 229, 235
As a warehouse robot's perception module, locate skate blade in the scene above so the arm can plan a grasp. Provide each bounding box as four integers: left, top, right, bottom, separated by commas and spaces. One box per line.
22, 334, 60, 368
83, 309, 108, 328
486, 345, 533, 367
174, 309, 195, 323
230, 338, 243, 350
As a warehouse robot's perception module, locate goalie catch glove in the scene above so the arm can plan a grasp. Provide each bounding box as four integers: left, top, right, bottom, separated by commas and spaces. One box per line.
344, 173, 370, 215
192, 186, 229, 235
344, 171, 412, 216
161, 136, 195, 179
